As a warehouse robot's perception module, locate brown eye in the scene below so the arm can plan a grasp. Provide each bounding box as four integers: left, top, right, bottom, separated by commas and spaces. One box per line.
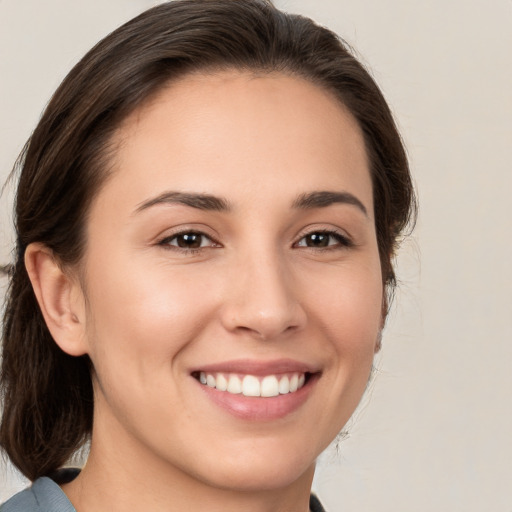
303, 233, 330, 247
159, 231, 217, 250
295, 231, 351, 249
175, 233, 203, 248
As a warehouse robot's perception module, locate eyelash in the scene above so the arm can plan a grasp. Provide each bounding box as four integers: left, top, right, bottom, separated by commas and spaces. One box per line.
294, 229, 353, 250
157, 230, 221, 254
157, 229, 353, 254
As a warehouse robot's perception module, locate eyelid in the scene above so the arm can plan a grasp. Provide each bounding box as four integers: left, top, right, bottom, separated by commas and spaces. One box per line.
156, 227, 222, 252
293, 226, 354, 249
154, 224, 354, 253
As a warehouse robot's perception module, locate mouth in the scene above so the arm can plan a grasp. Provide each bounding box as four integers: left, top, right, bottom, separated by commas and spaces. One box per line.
190, 360, 320, 421
192, 371, 309, 397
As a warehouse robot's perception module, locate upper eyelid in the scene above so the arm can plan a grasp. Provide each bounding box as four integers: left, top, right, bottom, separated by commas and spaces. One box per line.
294, 231, 352, 247
294, 226, 352, 242
155, 225, 353, 247
156, 225, 220, 242
160, 231, 218, 244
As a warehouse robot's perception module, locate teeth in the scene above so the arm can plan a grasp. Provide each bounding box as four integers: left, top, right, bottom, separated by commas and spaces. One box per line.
198, 371, 306, 397
242, 375, 260, 396
227, 375, 242, 394
216, 373, 228, 391
206, 374, 216, 388
289, 374, 299, 392
261, 376, 279, 397
278, 375, 290, 394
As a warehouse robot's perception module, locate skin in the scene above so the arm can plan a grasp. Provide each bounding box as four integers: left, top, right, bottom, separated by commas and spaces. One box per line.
26, 71, 383, 512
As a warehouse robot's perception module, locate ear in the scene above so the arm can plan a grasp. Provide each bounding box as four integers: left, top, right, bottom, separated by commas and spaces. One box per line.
25, 242, 88, 356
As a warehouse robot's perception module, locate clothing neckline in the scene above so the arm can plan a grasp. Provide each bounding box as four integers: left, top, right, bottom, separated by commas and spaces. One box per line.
18, 469, 325, 512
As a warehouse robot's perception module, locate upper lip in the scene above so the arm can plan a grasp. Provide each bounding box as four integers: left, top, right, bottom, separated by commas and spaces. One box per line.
191, 358, 321, 376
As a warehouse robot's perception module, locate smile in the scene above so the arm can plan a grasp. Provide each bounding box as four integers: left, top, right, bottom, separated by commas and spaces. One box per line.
197, 372, 307, 397
191, 359, 319, 420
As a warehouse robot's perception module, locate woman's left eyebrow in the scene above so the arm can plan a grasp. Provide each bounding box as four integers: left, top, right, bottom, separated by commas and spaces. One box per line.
292, 191, 368, 217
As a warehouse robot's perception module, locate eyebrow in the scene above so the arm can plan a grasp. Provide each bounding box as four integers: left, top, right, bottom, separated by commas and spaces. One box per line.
134, 191, 231, 214
134, 189, 367, 216
292, 191, 368, 216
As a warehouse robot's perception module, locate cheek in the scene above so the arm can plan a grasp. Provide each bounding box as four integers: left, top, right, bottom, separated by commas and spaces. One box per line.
309, 261, 382, 388
82, 259, 219, 380
309, 260, 383, 339
290, 261, 382, 449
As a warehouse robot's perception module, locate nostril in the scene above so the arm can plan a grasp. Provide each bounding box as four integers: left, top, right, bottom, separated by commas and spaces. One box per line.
229, 316, 304, 341
218, 274, 307, 339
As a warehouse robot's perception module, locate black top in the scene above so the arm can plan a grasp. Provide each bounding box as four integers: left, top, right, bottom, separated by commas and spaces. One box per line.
310, 493, 327, 512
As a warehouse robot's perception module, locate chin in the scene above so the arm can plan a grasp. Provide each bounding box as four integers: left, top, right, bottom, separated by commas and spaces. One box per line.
204, 461, 314, 493
189, 440, 317, 492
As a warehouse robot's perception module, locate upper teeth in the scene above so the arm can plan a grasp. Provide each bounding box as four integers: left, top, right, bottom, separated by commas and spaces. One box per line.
199, 372, 306, 397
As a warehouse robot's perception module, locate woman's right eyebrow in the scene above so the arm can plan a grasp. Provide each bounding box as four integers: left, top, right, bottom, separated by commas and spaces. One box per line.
133, 191, 232, 214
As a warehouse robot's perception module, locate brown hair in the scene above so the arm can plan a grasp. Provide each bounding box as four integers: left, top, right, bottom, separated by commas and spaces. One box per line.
1, 0, 416, 481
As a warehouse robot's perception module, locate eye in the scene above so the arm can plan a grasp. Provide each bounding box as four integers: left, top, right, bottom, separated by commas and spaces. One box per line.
295, 230, 351, 249
158, 231, 218, 250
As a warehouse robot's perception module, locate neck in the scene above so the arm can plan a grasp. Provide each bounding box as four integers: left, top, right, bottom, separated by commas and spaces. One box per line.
62, 417, 315, 512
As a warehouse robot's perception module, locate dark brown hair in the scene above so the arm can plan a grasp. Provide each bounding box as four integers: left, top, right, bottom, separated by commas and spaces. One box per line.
1, 0, 416, 481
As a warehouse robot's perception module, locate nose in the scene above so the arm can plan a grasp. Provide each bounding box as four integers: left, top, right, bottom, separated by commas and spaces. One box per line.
219, 249, 306, 340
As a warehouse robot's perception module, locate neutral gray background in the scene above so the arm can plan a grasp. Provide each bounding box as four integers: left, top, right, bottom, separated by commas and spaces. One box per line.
1, 1, 511, 510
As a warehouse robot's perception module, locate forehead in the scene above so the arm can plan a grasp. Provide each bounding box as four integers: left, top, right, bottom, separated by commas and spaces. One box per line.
100, 71, 372, 215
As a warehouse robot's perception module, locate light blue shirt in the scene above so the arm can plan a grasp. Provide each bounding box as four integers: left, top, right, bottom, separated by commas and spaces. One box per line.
1, 470, 326, 512
0, 471, 77, 512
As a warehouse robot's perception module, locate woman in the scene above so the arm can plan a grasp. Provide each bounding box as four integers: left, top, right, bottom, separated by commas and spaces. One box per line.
0, 1, 415, 511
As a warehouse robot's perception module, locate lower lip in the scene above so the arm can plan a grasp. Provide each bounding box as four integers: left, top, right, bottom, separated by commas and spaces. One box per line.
196, 375, 318, 421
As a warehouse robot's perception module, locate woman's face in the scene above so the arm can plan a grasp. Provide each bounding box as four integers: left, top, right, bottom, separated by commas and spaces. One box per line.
78, 71, 383, 492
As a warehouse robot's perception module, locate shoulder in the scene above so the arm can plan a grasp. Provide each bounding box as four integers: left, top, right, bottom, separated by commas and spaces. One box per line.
1, 474, 77, 512
0, 486, 39, 512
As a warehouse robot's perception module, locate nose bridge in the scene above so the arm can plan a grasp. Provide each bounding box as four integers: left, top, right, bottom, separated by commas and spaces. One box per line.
221, 241, 305, 339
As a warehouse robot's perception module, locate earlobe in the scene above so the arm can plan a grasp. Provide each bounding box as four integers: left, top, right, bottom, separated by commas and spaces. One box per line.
24, 243, 88, 356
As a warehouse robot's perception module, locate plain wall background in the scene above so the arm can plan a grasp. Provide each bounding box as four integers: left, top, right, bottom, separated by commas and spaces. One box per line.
1, 1, 511, 510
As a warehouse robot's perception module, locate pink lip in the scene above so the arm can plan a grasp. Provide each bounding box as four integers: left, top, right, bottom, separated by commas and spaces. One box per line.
191, 359, 321, 421
191, 358, 320, 376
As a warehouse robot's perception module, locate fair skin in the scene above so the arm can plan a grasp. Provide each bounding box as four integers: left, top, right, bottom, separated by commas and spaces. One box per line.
26, 71, 383, 512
